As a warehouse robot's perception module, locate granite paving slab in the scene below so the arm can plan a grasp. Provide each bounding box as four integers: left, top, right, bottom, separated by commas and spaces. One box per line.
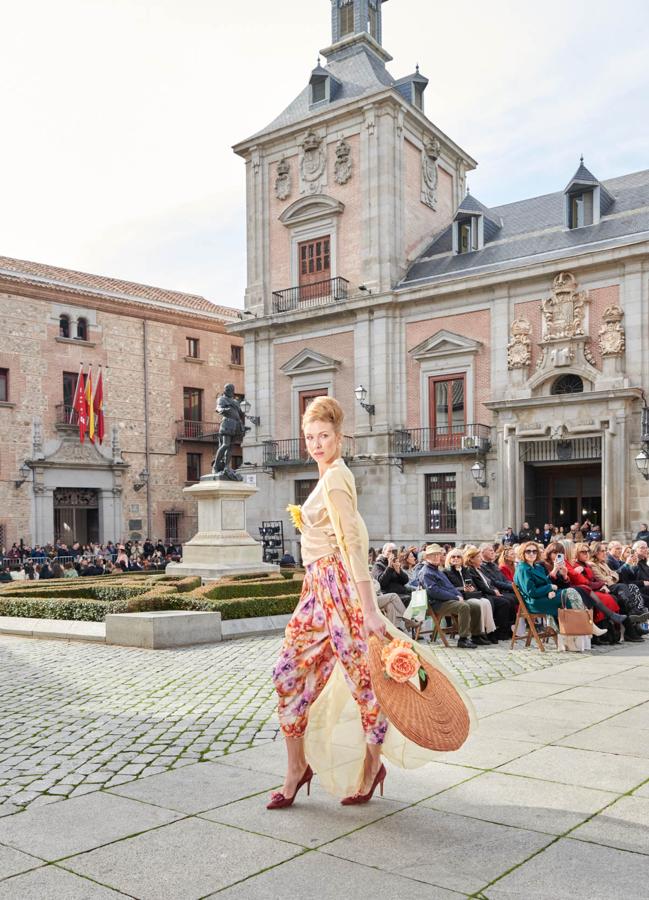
431, 736, 542, 769
0, 845, 43, 881
201, 783, 405, 847
473, 709, 595, 743
555, 722, 649, 759
570, 795, 649, 854
0, 792, 182, 860
424, 771, 617, 834
603, 702, 649, 729
212, 850, 467, 899
321, 805, 552, 895
64, 816, 301, 899
589, 666, 649, 692
107, 760, 280, 814
215, 740, 288, 777
499, 745, 649, 793
486, 836, 649, 899
0, 865, 130, 898
549, 684, 649, 711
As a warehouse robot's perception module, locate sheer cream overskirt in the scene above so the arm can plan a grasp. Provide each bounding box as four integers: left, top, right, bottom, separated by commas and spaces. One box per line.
299, 461, 477, 798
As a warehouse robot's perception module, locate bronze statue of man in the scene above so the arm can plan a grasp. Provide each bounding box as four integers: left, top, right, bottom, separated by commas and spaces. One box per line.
211, 383, 246, 480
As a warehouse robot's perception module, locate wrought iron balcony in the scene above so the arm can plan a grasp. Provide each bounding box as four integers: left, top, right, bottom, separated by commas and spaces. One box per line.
55, 403, 79, 430
272, 277, 350, 314
389, 424, 492, 457
176, 420, 222, 442
263, 435, 355, 466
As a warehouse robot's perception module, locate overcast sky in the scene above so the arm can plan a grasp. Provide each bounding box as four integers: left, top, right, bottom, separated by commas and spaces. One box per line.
2, 0, 648, 308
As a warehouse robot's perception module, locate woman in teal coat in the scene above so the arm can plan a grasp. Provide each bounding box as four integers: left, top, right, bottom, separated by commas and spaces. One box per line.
514, 542, 596, 619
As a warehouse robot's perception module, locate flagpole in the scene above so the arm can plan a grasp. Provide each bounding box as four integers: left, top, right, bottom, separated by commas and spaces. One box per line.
69, 362, 84, 425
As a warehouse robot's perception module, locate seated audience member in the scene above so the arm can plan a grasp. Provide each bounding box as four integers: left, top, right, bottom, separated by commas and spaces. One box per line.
565, 543, 626, 625
589, 543, 648, 641
619, 541, 649, 603
0, 566, 12, 583
606, 541, 624, 571
542, 524, 554, 545
444, 549, 497, 644
50, 560, 64, 579
464, 545, 517, 639
371, 577, 407, 629
498, 546, 516, 582
63, 562, 79, 578
368, 547, 377, 566
279, 552, 296, 568
399, 546, 419, 580
418, 544, 482, 649
115, 546, 129, 571
372, 543, 410, 601
502, 527, 517, 546
621, 545, 634, 564
515, 541, 605, 637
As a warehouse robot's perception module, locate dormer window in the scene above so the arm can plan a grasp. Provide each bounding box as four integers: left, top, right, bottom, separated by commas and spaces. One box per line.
568, 190, 594, 229
457, 218, 478, 254
414, 83, 424, 110
339, 1, 354, 36
309, 63, 341, 108
311, 78, 326, 104
368, 4, 378, 39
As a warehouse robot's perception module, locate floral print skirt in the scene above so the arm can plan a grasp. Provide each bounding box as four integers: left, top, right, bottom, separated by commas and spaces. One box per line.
272, 552, 387, 744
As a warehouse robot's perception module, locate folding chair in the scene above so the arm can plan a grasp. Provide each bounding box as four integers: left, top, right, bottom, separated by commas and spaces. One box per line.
510, 583, 557, 652
428, 608, 460, 647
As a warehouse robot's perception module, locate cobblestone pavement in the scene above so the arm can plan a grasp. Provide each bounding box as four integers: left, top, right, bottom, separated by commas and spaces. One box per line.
0, 634, 611, 817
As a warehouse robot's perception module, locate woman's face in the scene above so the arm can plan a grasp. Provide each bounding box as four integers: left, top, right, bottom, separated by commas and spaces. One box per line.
523, 546, 539, 564
448, 552, 463, 568
577, 549, 589, 563
303, 419, 341, 465
466, 553, 479, 568
506, 549, 514, 563
407, 551, 416, 566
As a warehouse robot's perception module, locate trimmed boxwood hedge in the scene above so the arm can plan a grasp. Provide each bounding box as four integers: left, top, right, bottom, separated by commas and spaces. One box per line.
203, 580, 299, 601
128, 592, 300, 620
0, 596, 126, 622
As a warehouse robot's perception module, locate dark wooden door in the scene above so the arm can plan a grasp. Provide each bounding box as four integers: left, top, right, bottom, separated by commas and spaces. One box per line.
428, 374, 465, 449
298, 236, 330, 301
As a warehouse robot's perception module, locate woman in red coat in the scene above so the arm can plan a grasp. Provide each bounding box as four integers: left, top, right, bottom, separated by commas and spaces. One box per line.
566, 543, 625, 624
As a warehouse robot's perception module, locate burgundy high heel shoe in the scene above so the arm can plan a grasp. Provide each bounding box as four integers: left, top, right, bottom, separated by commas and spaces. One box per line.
341, 763, 386, 806
266, 765, 313, 810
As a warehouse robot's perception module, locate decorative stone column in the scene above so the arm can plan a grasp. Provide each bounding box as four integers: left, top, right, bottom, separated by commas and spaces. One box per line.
166, 478, 278, 582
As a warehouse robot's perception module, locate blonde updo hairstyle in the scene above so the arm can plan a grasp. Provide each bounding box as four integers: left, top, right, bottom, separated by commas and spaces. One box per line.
301, 396, 344, 436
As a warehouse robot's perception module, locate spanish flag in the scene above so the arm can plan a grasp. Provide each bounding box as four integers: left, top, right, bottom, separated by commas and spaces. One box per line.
85, 365, 95, 444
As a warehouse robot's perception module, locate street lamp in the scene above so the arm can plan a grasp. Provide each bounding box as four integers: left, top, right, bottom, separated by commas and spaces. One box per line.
134, 468, 149, 492
14, 462, 30, 488
471, 459, 487, 487
635, 450, 649, 480
354, 384, 375, 416
240, 398, 260, 427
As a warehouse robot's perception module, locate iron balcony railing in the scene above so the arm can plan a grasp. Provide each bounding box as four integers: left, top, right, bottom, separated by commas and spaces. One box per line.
263, 435, 355, 466
389, 423, 492, 456
176, 420, 222, 442
272, 276, 350, 314
55, 403, 79, 428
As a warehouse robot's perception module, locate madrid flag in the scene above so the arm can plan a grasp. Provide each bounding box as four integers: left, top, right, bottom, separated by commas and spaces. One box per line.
71, 364, 88, 443
85, 366, 95, 444
93, 368, 105, 445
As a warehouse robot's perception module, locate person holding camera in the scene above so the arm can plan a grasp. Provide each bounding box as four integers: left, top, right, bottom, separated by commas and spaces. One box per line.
371, 542, 411, 602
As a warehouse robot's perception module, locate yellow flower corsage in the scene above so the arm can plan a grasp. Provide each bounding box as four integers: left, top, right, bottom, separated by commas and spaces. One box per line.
286, 504, 303, 532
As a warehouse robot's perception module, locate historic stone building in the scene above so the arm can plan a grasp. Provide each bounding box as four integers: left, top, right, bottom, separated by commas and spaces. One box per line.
231, 0, 649, 557
0, 256, 243, 550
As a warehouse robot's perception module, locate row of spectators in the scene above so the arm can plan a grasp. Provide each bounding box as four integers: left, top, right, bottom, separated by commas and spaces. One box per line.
368, 538, 649, 647
0, 539, 181, 582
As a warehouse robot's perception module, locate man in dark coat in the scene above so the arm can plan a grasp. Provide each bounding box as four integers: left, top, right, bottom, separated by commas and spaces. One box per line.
372, 543, 410, 601
418, 544, 481, 648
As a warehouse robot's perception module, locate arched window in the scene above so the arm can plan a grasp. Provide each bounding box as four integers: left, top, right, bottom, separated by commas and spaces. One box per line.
76, 318, 88, 341
551, 374, 584, 395
59, 314, 70, 338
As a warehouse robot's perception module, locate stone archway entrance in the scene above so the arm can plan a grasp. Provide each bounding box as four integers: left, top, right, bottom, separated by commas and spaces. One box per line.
53, 488, 100, 544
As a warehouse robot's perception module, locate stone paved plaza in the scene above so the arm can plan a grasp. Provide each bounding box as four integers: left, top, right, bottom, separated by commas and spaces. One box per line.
0, 634, 648, 898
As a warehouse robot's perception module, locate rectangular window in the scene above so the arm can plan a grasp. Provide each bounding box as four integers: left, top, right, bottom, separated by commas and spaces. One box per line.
183, 387, 203, 422
569, 191, 594, 228
186, 452, 202, 482
429, 374, 466, 447
414, 84, 424, 110
231, 344, 243, 366
186, 337, 199, 358
425, 473, 457, 533
62, 370, 86, 420
340, 3, 354, 36
312, 79, 326, 103
458, 219, 477, 254
164, 511, 182, 544
0, 369, 8, 403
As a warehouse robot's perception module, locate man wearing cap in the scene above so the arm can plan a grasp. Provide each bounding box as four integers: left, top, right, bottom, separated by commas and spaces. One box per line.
418, 545, 482, 649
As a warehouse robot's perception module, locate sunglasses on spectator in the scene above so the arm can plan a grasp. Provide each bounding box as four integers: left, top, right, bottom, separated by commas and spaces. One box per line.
524, 549, 538, 555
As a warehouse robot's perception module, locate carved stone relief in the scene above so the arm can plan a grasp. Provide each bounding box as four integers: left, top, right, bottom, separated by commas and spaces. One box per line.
299, 131, 327, 195
421, 136, 441, 209
274, 157, 292, 201
541, 272, 587, 340
507, 318, 532, 369
599, 304, 625, 356
333, 139, 352, 185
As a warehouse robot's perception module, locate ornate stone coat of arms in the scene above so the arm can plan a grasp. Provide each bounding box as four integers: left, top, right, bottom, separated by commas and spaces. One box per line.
507, 318, 532, 369
421, 136, 441, 209
541, 272, 586, 340
274, 157, 292, 201
598, 304, 625, 356
299, 131, 327, 194
334, 139, 352, 185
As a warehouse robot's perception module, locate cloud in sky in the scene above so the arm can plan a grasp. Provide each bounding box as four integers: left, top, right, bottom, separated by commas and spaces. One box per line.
1, 0, 648, 307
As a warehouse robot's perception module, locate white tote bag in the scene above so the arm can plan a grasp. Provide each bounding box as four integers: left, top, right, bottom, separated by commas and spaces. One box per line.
404, 588, 428, 622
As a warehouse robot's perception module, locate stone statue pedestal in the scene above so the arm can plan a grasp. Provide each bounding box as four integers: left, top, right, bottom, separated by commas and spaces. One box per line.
166, 476, 278, 583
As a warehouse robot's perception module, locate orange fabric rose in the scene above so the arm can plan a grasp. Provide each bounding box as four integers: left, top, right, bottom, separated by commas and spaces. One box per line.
381, 639, 419, 683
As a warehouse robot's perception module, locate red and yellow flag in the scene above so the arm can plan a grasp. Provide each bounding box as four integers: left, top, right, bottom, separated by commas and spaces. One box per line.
93, 367, 104, 445
71, 363, 88, 443
85, 365, 95, 444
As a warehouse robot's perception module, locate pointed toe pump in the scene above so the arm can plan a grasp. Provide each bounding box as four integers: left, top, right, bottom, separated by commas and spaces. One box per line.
266, 765, 314, 810
341, 763, 386, 806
